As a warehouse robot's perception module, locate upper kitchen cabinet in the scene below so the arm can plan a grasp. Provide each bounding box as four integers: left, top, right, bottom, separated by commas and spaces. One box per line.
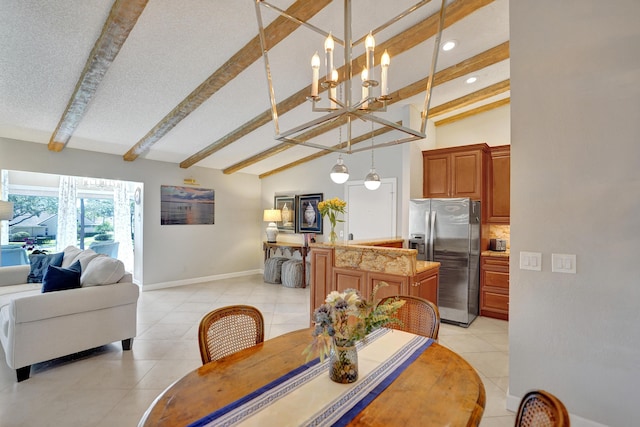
486, 145, 511, 224
422, 144, 490, 200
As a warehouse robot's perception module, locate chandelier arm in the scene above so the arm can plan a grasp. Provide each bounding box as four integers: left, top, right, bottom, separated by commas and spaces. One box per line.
278, 110, 346, 140
258, 1, 345, 47
348, 135, 423, 154
254, 0, 280, 135
420, 0, 446, 134
350, 113, 426, 139
352, 0, 434, 46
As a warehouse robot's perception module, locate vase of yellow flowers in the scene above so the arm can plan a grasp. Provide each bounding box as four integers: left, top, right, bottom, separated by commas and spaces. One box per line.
303, 283, 405, 384
317, 197, 347, 244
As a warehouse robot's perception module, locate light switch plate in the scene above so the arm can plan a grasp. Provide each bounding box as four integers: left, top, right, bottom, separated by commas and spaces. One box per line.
520, 251, 542, 271
552, 253, 576, 274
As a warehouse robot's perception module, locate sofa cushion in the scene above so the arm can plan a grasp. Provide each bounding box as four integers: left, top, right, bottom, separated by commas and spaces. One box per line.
69, 249, 100, 272
61, 246, 83, 268
27, 252, 64, 283
81, 256, 125, 286
41, 260, 82, 293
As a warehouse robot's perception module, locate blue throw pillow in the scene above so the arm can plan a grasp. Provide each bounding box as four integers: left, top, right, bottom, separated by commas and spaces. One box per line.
28, 252, 64, 283
42, 260, 82, 293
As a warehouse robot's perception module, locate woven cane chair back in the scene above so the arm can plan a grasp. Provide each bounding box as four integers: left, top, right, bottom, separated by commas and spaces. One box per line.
515, 390, 570, 427
198, 305, 265, 364
379, 295, 440, 339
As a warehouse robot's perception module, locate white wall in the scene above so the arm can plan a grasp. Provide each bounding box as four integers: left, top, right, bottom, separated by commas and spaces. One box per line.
261, 142, 407, 243
0, 138, 263, 287
435, 104, 510, 148
510, 2, 640, 426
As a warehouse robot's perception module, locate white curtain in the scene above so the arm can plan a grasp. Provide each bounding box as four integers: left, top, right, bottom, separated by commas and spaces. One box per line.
113, 182, 134, 272
1, 170, 9, 245
56, 176, 78, 251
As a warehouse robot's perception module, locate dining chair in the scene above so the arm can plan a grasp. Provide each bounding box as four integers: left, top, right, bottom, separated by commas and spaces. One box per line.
514, 390, 570, 427
378, 295, 440, 339
198, 305, 265, 364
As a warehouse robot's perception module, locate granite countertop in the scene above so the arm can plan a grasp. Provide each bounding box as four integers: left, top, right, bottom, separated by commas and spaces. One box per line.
416, 260, 440, 273
311, 237, 405, 249
481, 250, 510, 258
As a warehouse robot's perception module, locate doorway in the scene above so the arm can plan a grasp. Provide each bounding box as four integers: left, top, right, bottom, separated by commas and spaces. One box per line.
345, 178, 397, 241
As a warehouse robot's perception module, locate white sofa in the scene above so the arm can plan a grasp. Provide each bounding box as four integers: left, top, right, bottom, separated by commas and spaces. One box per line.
0, 247, 139, 381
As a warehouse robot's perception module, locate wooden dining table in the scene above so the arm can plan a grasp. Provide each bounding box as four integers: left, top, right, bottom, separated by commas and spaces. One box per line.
139, 328, 486, 426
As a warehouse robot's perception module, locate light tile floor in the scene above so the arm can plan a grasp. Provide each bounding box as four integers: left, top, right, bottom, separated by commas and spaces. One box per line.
0, 274, 513, 426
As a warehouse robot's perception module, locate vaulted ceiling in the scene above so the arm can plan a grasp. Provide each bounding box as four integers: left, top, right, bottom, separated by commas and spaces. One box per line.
0, 0, 509, 178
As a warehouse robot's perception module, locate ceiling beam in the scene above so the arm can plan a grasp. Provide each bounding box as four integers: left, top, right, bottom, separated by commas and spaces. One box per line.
122, 0, 331, 162
181, 0, 495, 169
434, 97, 510, 126
48, 0, 148, 152
223, 41, 509, 174
428, 79, 510, 117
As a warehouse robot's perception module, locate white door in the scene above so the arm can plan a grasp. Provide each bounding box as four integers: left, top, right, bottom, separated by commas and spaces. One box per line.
345, 178, 397, 241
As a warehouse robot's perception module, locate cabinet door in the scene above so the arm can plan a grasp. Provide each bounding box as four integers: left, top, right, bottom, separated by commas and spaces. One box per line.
310, 248, 333, 316
423, 153, 450, 198
487, 145, 510, 223
366, 272, 409, 300
451, 150, 483, 199
411, 271, 438, 304
333, 267, 366, 294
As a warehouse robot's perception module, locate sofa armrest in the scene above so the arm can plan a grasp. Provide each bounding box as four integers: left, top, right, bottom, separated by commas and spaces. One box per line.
0, 266, 30, 287
8, 282, 139, 324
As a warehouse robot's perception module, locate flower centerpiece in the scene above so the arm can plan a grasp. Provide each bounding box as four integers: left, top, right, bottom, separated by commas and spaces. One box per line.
317, 197, 347, 244
303, 283, 405, 383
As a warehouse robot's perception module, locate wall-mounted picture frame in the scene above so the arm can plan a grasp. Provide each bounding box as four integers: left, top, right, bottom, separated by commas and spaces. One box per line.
296, 193, 323, 234
161, 185, 215, 225
274, 195, 295, 233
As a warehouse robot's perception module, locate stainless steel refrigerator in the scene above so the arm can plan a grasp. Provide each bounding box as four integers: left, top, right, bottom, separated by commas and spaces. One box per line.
408, 198, 481, 327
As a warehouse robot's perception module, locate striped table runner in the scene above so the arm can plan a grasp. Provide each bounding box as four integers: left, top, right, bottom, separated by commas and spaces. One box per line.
188, 328, 433, 427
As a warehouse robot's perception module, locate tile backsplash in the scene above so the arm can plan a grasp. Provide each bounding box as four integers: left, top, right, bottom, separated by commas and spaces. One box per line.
488, 225, 510, 250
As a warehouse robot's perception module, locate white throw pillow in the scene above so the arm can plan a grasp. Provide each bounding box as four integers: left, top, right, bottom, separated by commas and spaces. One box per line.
81, 256, 125, 286
70, 249, 100, 273
61, 246, 83, 268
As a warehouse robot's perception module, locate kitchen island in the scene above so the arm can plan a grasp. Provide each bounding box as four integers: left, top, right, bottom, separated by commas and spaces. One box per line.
309, 238, 440, 320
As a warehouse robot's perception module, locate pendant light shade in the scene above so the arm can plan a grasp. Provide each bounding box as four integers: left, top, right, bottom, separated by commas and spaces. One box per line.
364, 168, 381, 190
330, 156, 349, 184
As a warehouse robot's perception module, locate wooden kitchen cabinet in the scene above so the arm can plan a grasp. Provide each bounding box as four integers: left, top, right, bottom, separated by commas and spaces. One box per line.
367, 271, 410, 300
480, 255, 509, 320
310, 247, 333, 320
423, 144, 489, 200
486, 145, 510, 223
410, 268, 438, 304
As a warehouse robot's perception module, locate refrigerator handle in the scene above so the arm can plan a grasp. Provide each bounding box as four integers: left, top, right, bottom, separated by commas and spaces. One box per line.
428, 210, 436, 261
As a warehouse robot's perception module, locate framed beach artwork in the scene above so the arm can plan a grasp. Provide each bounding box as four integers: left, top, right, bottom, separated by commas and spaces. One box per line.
274, 195, 295, 233
160, 185, 215, 225
296, 193, 323, 234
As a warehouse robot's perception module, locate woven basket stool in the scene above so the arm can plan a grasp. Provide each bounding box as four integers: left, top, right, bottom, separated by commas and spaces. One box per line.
281, 259, 310, 288
263, 257, 288, 284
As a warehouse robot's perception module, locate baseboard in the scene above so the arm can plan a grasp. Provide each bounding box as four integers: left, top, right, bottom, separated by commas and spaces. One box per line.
141, 269, 263, 291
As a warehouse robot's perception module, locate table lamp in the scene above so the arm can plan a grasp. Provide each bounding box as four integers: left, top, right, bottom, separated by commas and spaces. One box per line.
263, 209, 282, 243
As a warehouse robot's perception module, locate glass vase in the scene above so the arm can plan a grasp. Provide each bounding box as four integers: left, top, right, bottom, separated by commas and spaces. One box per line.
329, 340, 358, 383
329, 226, 337, 244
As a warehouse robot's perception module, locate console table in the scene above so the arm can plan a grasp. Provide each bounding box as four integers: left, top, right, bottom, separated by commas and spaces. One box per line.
262, 242, 308, 287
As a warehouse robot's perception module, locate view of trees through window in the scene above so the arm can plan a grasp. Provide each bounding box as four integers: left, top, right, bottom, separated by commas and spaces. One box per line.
7, 194, 117, 251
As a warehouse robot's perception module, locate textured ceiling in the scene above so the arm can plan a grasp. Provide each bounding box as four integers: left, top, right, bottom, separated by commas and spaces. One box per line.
0, 0, 510, 177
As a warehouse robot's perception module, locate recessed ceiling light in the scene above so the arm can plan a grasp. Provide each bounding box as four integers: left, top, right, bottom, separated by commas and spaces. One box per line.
466, 76, 477, 84
442, 40, 456, 51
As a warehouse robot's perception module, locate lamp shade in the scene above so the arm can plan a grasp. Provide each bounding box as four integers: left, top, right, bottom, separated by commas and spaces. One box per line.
330, 157, 349, 184
263, 209, 282, 222
0, 201, 13, 221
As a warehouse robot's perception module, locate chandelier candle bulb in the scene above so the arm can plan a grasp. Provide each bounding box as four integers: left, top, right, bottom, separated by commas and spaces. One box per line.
365, 32, 376, 83
361, 68, 368, 109
311, 52, 320, 97
324, 33, 334, 83
381, 50, 390, 97
330, 69, 338, 109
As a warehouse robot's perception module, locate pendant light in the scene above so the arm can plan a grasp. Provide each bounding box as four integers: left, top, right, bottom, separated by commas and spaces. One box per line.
330, 121, 349, 184
364, 123, 381, 190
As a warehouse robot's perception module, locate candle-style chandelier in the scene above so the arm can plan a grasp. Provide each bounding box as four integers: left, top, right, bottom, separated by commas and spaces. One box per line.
254, 0, 445, 173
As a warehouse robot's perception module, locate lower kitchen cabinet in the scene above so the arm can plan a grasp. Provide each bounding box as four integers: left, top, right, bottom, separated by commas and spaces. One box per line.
480, 255, 509, 320
410, 268, 438, 304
